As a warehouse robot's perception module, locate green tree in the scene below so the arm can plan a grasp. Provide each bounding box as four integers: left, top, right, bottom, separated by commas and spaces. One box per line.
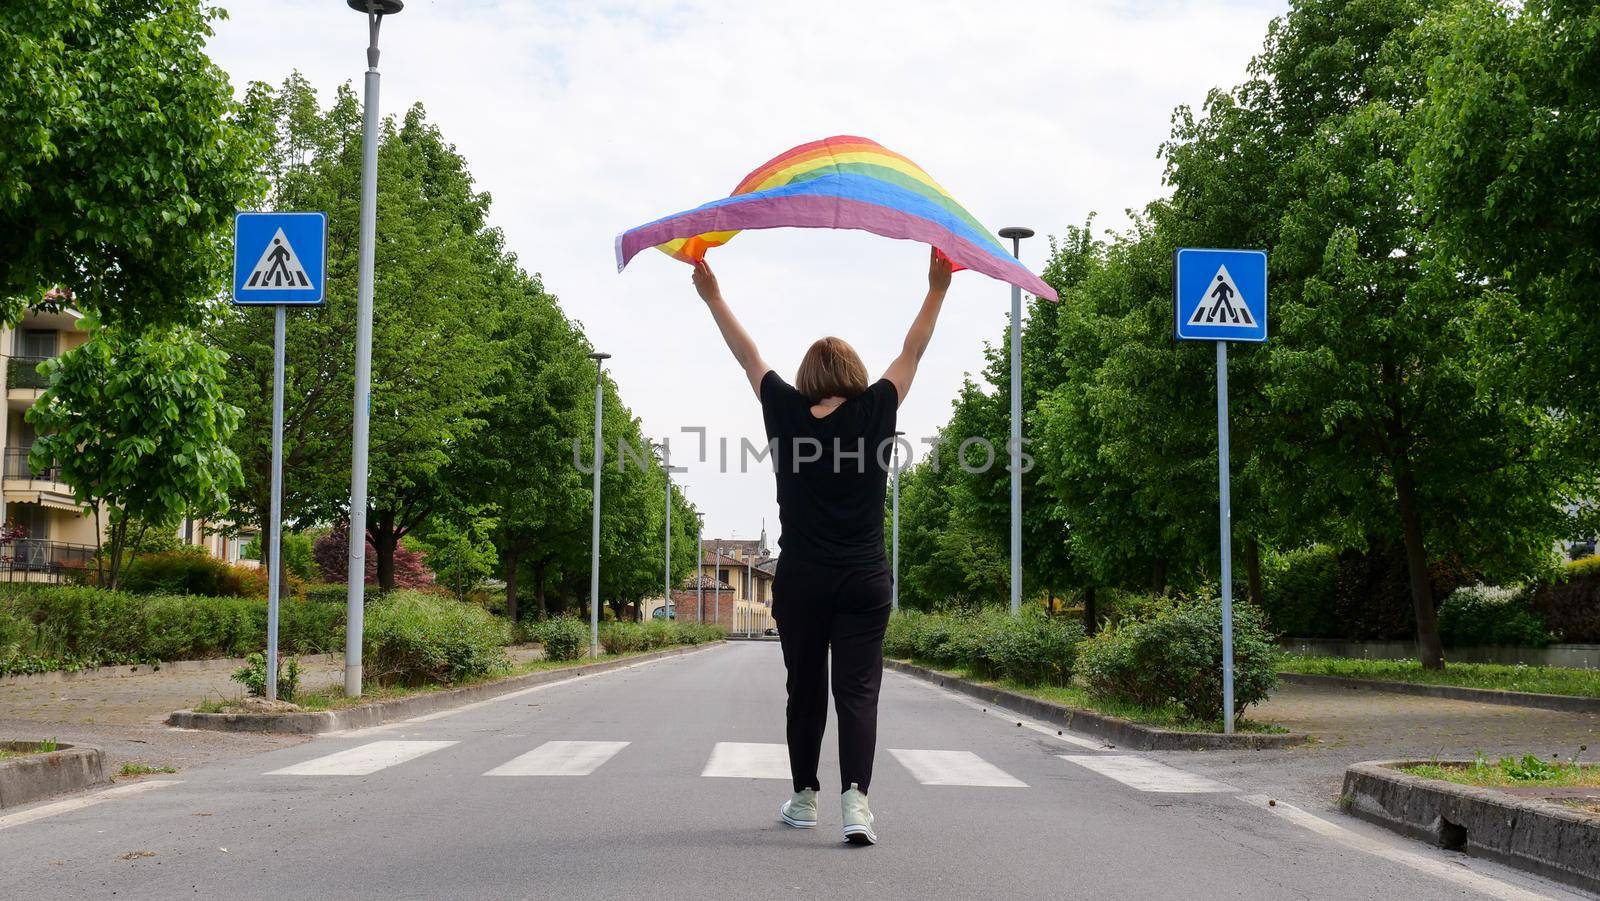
417, 508, 500, 601
213, 79, 501, 590
0, 0, 262, 327
1415, 0, 1600, 421
28, 323, 243, 588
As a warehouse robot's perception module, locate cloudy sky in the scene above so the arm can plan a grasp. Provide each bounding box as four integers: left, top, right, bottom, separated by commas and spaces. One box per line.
208, 0, 1285, 548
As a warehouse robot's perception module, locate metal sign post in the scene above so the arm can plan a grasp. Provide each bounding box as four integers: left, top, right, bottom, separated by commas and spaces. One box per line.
1173, 247, 1267, 734
233, 211, 328, 702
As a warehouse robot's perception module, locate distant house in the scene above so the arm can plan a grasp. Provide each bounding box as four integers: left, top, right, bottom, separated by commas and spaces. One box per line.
651, 524, 777, 633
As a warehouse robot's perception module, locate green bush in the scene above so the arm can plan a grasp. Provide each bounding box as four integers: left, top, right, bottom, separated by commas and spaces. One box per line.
1438, 584, 1554, 648
599, 622, 643, 654
0, 585, 344, 673
1261, 546, 1341, 637
121, 549, 264, 598
231, 652, 301, 701
302, 583, 384, 605
599, 619, 723, 655
672, 622, 724, 645
1528, 558, 1600, 643
884, 609, 1082, 687
1077, 596, 1279, 726
525, 616, 588, 661
362, 591, 512, 687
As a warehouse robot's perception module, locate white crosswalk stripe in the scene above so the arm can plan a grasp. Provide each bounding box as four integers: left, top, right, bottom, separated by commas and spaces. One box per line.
1058, 754, 1234, 793
701, 742, 790, 779
269, 740, 458, 776
888, 749, 1027, 787
486, 740, 630, 776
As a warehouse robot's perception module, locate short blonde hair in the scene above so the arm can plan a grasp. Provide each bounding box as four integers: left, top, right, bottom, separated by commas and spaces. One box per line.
795, 336, 869, 402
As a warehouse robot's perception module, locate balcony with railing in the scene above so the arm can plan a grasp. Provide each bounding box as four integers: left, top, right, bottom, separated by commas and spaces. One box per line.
0, 539, 95, 581
3, 447, 62, 484
7, 355, 53, 391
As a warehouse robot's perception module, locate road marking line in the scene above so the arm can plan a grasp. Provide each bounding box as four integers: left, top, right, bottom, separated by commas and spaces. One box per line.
335, 647, 724, 738
0, 780, 182, 831
701, 742, 790, 780
888, 749, 1028, 787
1058, 754, 1234, 793
1237, 795, 1559, 901
486, 740, 630, 776
268, 740, 457, 776
887, 671, 1110, 750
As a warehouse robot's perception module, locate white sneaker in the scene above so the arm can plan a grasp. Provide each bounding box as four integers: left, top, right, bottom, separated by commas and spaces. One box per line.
841, 783, 877, 845
780, 788, 817, 828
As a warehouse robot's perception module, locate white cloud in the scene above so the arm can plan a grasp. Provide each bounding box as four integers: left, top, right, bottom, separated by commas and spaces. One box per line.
210, 0, 1285, 547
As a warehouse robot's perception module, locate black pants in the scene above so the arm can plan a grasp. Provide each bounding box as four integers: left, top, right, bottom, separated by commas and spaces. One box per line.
772, 557, 892, 794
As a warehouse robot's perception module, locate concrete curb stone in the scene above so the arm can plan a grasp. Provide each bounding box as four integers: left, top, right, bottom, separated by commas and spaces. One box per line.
886, 659, 1307, 751
167, 642, 726, 735
1279, 672, 1600, 714
1342, 759, 1600, 894
0, 742, 108, 809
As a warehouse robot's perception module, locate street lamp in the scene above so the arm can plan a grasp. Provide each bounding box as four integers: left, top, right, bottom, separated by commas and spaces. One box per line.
891, 429, 904, 614
998, 226, 1033, 617
344, 0, 404, 698
588, 351, 609, 658
696, 519, 704, 623
661, 443, 672, 621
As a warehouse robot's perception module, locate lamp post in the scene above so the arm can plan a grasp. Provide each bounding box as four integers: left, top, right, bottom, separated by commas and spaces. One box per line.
999, 226, 1033, 617
696, 520, 704, 623
662, 444, 672, 621
588, 351, 610, 658
714, 544, 723, 629
891, 429, 904, 614
343, 0, 404, 698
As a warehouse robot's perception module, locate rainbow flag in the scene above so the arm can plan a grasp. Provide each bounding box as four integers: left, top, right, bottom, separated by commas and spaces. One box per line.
615, 136, 1057, 301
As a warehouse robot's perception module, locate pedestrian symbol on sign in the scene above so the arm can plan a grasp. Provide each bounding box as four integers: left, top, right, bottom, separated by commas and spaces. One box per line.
243, 229, 313, 290
1186, 265, 1255, 328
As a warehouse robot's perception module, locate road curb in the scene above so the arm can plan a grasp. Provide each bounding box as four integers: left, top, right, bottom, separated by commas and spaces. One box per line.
885, 659, 1306, 750
1279, 672, 1600, 714
0, 743, 108, 809
167, 642, 726, 734
1342, 759, 1600, 894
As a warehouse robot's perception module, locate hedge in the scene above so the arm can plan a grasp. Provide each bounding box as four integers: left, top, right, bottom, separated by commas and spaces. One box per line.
0, 584, 344, 675
361, 591, 512, 687
1076, 597, 1279, 725
883, 608, 1084, 687
1528, 557, 1600, 644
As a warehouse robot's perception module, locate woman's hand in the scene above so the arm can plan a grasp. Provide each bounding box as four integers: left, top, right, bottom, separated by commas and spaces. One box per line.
692, 258, 722, 304
928, 247, 953, 294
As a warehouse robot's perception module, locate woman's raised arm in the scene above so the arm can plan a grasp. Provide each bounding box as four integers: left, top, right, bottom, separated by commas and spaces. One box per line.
694, 259, 770, 397
882, 248, 952, 406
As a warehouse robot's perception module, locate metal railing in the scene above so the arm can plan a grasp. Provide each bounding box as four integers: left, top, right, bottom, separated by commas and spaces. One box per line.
6, 355, 53, 390
1, 539, 96, 580
2, 447, 61, 483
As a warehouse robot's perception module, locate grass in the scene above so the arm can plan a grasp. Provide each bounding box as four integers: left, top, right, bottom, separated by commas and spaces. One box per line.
119, 763, 177, 777
1280, 656, 1600, 698
0, 738, 60, 760
197, 648, 671, 713
1401, 753, 1600, 789
893, 657, 1286, 734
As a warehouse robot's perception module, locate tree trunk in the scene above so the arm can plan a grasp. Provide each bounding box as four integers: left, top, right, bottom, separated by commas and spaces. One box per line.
504, 548, 519, 624
1083, 583, 1098, 636
371, 515, 396, 593
533, 562, 547, 619
1394, 467, 1444, 670
1150, 559, 1168, 596
1245, 537, 1264, 610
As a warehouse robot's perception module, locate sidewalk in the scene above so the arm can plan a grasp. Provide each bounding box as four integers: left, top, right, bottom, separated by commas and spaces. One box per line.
0, 647, 545, 776
1156, 680, 1600, 810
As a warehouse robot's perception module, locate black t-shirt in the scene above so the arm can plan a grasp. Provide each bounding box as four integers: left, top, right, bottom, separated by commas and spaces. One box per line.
760, 370, 899, 569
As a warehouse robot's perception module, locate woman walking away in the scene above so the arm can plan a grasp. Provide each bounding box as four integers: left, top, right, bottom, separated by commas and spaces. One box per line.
692, 249, 953, 845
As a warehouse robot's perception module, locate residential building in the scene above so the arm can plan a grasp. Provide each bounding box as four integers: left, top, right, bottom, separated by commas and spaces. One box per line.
650, 524, 777, 632
0, 307, 97, 580
0, 306, 258, 582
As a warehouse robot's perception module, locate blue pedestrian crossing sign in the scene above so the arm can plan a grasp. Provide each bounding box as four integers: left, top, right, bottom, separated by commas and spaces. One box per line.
232, 211, 328, 305
1173, 248, 1267, 343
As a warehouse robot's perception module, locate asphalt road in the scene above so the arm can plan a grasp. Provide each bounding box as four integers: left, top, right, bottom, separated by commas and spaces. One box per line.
0, 642, 1587, 900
